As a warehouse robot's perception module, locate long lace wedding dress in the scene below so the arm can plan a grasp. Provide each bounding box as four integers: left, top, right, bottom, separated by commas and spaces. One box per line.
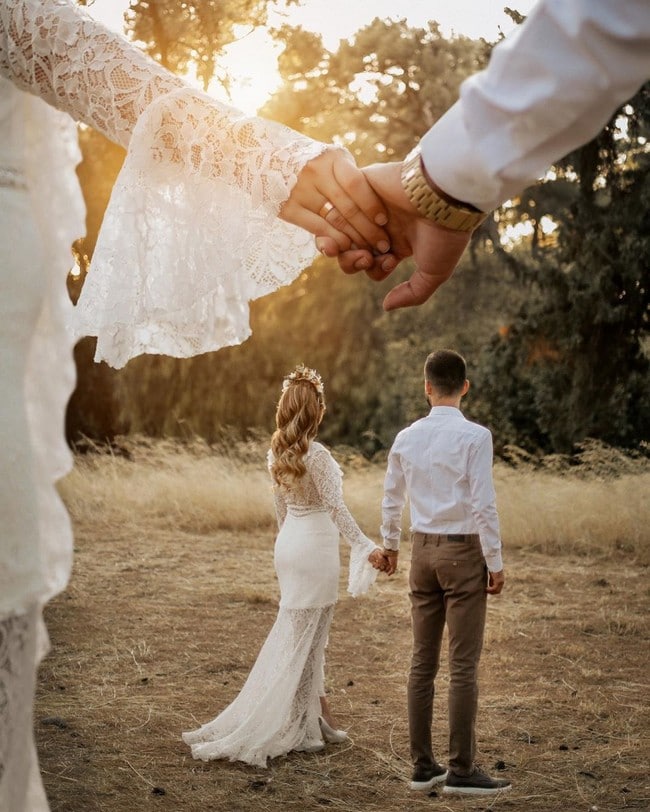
0, 1, 337, 808
182, 442, 379, 767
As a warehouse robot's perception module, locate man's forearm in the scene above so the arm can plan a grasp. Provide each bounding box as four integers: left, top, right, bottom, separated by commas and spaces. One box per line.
420, 0, 650, 212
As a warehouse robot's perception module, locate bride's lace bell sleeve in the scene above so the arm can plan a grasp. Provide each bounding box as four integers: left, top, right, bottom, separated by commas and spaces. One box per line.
0, 0, 328, 369
308, 447, 379, 598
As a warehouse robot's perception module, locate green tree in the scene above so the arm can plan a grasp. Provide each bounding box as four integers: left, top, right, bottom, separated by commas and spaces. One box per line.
71, 14, 540, 452
126, 0, 271, 90
68, 0, 291, 443
473, 86, 650, 452
110, 20, 514, 451
263, 18, 488, 163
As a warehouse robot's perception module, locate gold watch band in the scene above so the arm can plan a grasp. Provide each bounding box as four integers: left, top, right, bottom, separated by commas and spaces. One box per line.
401, 147, 488, 232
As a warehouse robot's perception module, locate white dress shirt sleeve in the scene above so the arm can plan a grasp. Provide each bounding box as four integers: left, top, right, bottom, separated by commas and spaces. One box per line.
467, 432, 503, 572
420, 0, 650, 212
380, 443, 407, 551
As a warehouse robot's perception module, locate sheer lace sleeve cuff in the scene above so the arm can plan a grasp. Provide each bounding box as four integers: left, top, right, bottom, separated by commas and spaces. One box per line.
347, 537, 380, 598
72, 87, 327, 368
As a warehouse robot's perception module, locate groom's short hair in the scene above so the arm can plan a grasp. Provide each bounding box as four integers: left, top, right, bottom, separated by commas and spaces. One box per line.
424, 350, 467, 395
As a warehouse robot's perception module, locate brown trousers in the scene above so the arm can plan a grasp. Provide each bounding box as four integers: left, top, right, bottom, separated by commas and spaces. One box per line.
408, 532, 487, 776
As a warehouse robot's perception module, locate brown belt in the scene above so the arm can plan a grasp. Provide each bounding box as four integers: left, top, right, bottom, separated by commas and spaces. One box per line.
411, 532, 479, 543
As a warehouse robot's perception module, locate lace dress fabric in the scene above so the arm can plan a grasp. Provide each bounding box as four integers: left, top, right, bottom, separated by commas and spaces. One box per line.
0, 73, 83, 810
0, 609, 51, 812
183, 443, 378, 767
1, 0, 328, 369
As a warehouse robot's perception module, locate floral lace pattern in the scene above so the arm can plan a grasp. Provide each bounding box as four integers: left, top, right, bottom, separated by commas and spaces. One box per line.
0, 0, 328, 369
270, 442, 379, 597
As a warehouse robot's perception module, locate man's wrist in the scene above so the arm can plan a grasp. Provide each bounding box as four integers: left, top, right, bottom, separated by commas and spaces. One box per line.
400, 146, 489, 232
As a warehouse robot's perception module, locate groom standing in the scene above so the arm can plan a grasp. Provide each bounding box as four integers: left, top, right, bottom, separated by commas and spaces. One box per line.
380, 349, 511, 796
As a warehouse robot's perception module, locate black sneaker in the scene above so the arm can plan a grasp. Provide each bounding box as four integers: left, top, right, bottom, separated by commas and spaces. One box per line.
443, 767, 511, 796
410, 763, 448, 791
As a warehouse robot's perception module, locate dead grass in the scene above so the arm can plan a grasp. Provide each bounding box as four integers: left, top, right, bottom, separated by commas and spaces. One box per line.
38, 440, 650, 812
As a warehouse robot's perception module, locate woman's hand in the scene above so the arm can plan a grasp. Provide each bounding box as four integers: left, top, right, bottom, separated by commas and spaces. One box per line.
279, 148, 396, 257
368, 547, 399, 574
368, 548, 388, 571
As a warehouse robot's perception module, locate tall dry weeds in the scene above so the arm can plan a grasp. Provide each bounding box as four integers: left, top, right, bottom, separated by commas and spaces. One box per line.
60, 438, 650, 564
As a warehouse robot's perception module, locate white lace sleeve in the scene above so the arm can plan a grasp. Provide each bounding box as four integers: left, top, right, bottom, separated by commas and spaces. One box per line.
0, 0, 327, 369
308, 446, 379, 598
0, 0, 182, 147
267, 451, 287, 530
271, 487, 287, 531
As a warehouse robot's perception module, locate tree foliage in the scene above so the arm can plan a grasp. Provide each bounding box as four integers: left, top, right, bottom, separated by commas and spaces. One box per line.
263, 18, 488, 162
126, 0, 270, 90
94, 20, 508, 451
473, 86, 650, 452
69, 10, 649, 454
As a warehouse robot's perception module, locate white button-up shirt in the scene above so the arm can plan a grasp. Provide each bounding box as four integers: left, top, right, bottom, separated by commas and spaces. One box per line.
381, 406, 503, 572
421, 0, 650, 213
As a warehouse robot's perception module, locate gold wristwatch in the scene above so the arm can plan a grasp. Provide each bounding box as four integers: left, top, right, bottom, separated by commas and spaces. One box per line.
400, 147, 488, 232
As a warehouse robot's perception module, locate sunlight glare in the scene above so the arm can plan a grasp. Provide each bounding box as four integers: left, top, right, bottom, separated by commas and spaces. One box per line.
210, 26, 282, 114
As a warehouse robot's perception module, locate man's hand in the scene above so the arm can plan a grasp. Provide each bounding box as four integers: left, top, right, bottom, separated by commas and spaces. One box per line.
322, 162, 472, 310
486, 569, 505, 595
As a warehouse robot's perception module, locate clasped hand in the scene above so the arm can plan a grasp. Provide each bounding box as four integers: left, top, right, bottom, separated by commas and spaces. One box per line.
368, 548, 398, 576
280, 151, 471, 311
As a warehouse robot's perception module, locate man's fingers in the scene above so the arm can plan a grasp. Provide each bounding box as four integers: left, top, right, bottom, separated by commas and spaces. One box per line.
365, 264, 395, 282
486, 572, 505, 594
334, 249, 398, 276
382, 269, 445, 311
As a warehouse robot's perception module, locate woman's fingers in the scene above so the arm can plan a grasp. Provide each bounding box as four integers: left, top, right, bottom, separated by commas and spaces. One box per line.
288, 149, 392, 253
281, 201, 355, 251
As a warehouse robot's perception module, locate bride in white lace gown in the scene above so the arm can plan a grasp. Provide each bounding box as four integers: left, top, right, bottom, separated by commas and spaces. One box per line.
183, 367, 385, 767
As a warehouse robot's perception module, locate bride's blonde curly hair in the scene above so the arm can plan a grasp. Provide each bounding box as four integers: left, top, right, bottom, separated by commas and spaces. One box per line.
270, 366, 326, 487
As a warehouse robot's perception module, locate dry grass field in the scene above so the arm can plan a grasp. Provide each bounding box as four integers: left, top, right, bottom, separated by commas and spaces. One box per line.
36, 439, 649, 812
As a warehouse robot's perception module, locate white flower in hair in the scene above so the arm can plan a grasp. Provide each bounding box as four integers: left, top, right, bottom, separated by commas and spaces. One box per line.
282, 364, 324, 395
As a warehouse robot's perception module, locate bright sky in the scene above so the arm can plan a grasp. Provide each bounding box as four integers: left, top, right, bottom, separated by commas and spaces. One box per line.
88, 0, 537, 113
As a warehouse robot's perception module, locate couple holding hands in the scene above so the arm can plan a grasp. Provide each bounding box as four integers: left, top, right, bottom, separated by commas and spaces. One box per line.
182, 352, 510, 798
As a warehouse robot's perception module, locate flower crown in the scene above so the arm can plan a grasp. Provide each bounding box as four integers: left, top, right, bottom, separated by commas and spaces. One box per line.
282, 364, 325, 396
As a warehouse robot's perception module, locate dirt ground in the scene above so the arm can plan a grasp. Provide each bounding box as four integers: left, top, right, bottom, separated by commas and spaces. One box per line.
36, 515, 648, 812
